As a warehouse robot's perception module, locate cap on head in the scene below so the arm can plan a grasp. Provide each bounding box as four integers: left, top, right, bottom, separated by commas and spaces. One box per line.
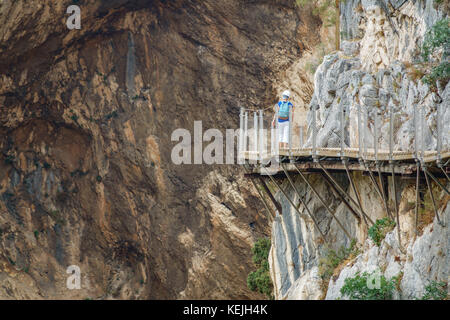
282, 90, 290, 98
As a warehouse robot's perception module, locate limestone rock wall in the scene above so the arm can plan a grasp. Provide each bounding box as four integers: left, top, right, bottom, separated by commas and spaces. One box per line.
307, 0, 449, 152
0, 0, 317, 299
326, 209, 449, 300
270, 0, 449, 300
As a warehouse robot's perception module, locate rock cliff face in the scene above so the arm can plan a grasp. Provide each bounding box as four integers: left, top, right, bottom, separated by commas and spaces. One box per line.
0, 0, 321, 299
270, 0, 449, 300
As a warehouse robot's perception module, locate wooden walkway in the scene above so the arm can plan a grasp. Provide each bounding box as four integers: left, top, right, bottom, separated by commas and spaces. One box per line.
239, 103, 449, 249
238, 103, 449, 170
242, 149, 450, 163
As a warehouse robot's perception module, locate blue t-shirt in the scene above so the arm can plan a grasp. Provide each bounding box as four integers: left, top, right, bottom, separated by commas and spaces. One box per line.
277, 101, 293, 123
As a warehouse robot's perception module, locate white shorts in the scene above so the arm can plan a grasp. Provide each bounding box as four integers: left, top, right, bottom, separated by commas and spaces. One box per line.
278, 121, 290, 143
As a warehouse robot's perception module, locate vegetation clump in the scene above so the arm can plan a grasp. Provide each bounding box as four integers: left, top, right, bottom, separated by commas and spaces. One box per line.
247, 238, 273, 299
421, 18, 450, 88
340, 271, 397, 300
368, 218, 395, 246
420, 281, 448, 300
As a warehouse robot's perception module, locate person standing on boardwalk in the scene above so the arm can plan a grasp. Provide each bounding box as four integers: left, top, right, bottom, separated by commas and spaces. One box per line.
272, 90, 294, 149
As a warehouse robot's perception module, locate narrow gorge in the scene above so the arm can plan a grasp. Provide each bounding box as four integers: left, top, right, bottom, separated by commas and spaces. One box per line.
269, 0, 449, 300
0, 0, 313, 299
0, 0, 448, 301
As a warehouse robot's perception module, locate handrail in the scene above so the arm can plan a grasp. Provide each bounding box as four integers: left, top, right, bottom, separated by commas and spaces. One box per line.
237, 104, 448, 164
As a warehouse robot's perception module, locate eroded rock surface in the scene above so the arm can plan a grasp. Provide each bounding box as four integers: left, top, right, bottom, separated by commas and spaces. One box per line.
0, 0, 318, 299
271, 0, 449, 300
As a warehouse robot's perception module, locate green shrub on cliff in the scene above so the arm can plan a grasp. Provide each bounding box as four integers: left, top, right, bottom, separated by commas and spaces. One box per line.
421, 18, 450, 88
421, 18, 449, 62
340, 271, 396, 300
420, 281, 448, 300
247, 238, 273, 299
368, 218, 395, 246
422, 61, 450, 87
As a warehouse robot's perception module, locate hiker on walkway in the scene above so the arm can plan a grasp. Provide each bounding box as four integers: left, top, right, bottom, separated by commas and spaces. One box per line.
272, 90, 294, 149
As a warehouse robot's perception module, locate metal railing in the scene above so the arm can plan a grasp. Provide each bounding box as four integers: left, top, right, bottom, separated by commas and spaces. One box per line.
238, 104, 448, 165
240, 103, 449, 248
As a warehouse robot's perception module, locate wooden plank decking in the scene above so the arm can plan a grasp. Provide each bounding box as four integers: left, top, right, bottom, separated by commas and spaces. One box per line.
241, 149, 450, 163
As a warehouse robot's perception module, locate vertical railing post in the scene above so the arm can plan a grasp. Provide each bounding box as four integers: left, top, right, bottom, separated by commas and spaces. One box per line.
340, 103, 345, 157
300, 125, 304, 149
364, 107, 368, 159
239, 107, 244, 164
288, 106, 293, 158
275, 108, 279, 158
259, 109, 264, 164
420, 107, 425, 164
312, 105, 317, 161
388, 104, 394, 160
271, 114, 274, 156
374, 111, 378, 162
358, 104, 362, 159
414, 104, 418, 160
253, 111, 258, 154
244, 111, 248, 157
436, 104, 442, 163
